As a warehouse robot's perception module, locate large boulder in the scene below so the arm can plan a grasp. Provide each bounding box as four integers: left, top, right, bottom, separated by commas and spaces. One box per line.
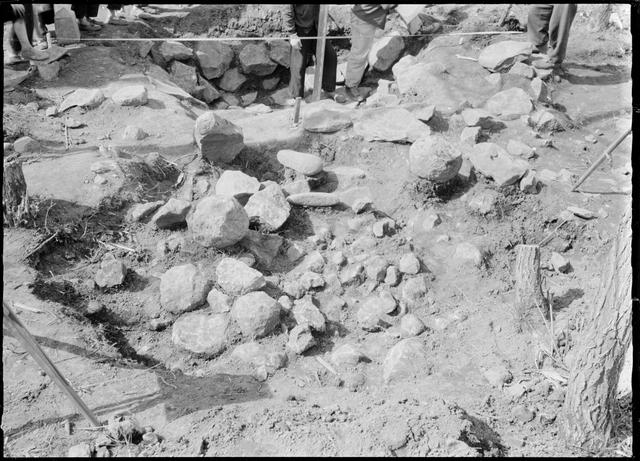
244, 182, 291, 231
160, 264, 211, 314
353, 107, 431, 143
485, 87, 533, 121
268, 40, 291, 68
216, 257, 266, 295
368, 31, 405, 71
231, 291, 281, 338
172, 312, 230, 357
194, 112, 245, 163
215, 170, 260, 198
239, 44, 277, 76
217, 67, 247, 92
276, 150, 324, 176
478, 40, 532, 72
188, 195, 249, 248
409, 135, 463, 182
383, 338, 429, 383
468, 143, 530, 187
196, 42, 234, 79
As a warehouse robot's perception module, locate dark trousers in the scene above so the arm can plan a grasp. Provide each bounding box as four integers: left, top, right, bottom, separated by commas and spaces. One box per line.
71, 3, 100, 19
527, 4, 577, 65
289, 28, 337, 98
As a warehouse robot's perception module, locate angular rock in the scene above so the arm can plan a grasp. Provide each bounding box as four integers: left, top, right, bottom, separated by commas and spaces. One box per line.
218, 67, 247, 92
194, 111, 245, 163
112, 85, 148, 106
409, 135, 463, 182
37, 61, 61, 81
216, 257, 266, 295
483, 365, 513, 388
469, 143, 529, 187
215, 170, 260, 198
478, 40, 532, 72
13, 136, 40, 153
231, 291, 281, 338
399, 253, 421, 275
68, 443, 93, 458
372, 218, 396, 238
383, 338, 429, 383
365, 255, 389, 282
354, 107, 430, 143
401, 276, 428, 309
240, 91, 257, 107
95, 256, 127, 288
151, 198, 191, 229
160, 264, 211, 314
239, 44, 277, 76
221, 92, 241, 107
331, 344, 366, 367
519, 169, 539, 194
507, 139, 535, 159
303, 110, 352, 133
158, 41, 192, 62
196, 42, 234, 79
530, 77, 548, 102
59, 88, 105, 112
400, 313, 427, 337
244, 182, 291, 231
262, 76, 280, 90
299, 271, 325, 291
412, 104, 436, 123
486, 87, 533, 121
468, 189, 499, 215
282, 179, 311, 196
128, 200, 164, 222
385, 265, 401, 286
277, 150, 324, 176
529, 109, 572, 133
509, 62, 535, 79
460, 126, 481, 145
368, 32, 405, 71
287, 192, 339, 207
270, 87, 292, 106
207, 288, 232, 313
123, 125, 148, 141
357, 298, 390, 332
550, 252, 571, 273
170, 61, 198, 95
461, 109, 495, 128
300, 251, 325, 273
268, 40, 291, 67
188, 195, 249, 248
340, 263, 365, 287
287, 324, 316, 354
457, 158, 475, 182
292, 296, 326, 332
240, 229, 283, 267
231, 342, 286, 373
454, 242, 484, 267
172, 311, 230, 356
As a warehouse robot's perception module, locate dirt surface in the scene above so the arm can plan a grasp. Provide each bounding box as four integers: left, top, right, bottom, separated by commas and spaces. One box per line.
3, 4, 633, 458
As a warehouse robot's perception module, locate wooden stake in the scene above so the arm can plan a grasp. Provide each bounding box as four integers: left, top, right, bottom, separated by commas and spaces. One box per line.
498, 4, 513, 26
514, 245, 547, 330
293, 96, 302, 125
3, 300, 101, 427
312, 5, 329, 102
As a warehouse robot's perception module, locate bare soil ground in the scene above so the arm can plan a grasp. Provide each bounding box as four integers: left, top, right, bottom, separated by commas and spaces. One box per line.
3, 4, 633, 458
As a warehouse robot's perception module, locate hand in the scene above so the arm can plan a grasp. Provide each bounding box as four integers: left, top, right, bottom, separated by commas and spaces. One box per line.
289, 34, 302, 50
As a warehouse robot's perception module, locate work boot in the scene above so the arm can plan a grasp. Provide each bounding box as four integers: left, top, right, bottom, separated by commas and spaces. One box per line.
345, 86, 364, 102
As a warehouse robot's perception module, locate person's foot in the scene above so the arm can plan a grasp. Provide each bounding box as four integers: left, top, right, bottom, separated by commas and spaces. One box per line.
20, 47, 50, 61
34, 40, 48, 50
78, 18, 101, 31
345, 86, 364, 102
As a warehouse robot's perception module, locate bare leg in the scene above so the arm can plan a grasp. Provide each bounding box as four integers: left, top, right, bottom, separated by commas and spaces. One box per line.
12, 18, 49, 60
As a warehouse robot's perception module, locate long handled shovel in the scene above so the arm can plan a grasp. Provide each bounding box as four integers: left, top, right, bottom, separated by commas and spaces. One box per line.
3, 300, 101, 427
571, 127, 632, 192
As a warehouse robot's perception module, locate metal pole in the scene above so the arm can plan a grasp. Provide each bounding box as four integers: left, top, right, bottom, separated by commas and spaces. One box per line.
571, 127, 632, 192
3, 300, 101, 427
312, 5, 329, 102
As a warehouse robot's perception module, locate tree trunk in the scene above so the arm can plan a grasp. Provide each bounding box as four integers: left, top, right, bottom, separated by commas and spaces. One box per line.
560, 205, 632, 453
3, 159, 28, 227
590, 4, 612, 31
514, 244, 547, 330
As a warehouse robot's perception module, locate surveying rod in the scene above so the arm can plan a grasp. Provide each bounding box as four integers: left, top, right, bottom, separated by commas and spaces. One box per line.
3, 300, 101, 427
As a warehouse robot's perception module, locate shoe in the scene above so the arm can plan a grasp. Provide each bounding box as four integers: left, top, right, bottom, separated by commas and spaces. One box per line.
345, 86, 364, 102
79, 19, 101, 31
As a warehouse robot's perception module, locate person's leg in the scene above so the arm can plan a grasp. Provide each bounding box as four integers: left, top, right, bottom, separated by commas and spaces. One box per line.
345, 12, 377, 93
12, 18, 49, 60
288, 37, 309, 99
73, 3, 101, 30
547, 3, 577, 66
32, 4, 48, 49
321, 40, 337, 94
527, 4, 553, 54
